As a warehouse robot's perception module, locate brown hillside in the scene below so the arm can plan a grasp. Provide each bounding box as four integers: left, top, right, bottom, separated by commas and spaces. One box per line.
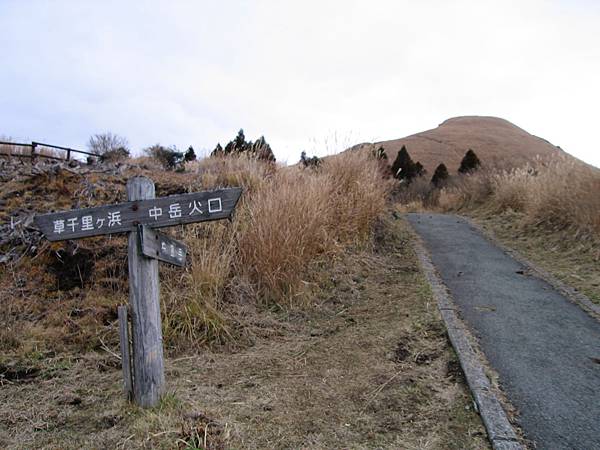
354, 116, 566, 173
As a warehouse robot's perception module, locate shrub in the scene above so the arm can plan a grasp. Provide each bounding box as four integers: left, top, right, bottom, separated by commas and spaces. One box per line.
184, 146, 196, 162
100, 147, 130, 162
458, 149, 481, 174
300, 151, 321, 168
431, 163, 449, 187
87, 132, 129, 157
144, 144, 184, 170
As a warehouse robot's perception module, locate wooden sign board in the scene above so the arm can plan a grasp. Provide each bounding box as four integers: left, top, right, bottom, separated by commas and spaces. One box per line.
33, 177, 242, 408
139, 225, 187, 267
34, 187, 242, 242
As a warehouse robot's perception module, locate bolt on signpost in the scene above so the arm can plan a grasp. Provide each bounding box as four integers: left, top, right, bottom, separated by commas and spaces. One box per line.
35, 177, 242, 407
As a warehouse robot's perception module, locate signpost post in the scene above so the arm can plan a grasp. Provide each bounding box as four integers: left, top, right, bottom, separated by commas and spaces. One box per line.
34, 176, 242, 408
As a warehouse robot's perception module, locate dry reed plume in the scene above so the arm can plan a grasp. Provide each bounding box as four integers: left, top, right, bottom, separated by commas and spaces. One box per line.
437, 156, 600, 239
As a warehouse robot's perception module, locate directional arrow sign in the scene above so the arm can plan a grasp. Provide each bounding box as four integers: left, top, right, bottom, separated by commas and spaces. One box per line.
139, 225, 187, 267
34, 187, 242, 242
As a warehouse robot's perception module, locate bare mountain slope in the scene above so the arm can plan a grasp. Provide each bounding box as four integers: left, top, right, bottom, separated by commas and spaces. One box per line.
354, 116, 566, 173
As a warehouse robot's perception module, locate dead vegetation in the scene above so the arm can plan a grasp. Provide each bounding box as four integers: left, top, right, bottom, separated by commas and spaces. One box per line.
0, 217, 488, 449
395, 155, 600, 303
0, 147, 492, 448
0, 149, 390, 355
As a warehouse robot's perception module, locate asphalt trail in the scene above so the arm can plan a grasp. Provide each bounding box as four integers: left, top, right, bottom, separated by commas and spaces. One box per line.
407, 213, 600, 450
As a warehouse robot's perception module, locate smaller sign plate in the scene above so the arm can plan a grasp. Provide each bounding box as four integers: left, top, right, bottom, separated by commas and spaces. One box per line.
139, 225, 187, 267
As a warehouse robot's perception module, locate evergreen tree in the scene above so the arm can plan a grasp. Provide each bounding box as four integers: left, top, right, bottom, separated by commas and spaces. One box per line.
431, 163, 449, 187
252, 136, 276, 162
300, 150, 321, 168
233, 129, 247, 151
458, 149, 481, 174
184, 145, 196, 162
414, 161, 426, 177
211, 143, 224, 157
212, 130, 276, 162
391, 145, 417, 182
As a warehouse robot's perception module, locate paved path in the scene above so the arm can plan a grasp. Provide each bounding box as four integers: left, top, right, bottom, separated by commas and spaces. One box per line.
407, 213, 600, 450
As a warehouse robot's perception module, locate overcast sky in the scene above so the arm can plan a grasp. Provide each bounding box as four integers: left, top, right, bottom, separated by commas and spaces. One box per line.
1, 0, 599, 166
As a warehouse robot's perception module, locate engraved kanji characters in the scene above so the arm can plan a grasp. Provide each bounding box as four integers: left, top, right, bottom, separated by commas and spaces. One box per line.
207, 198, 222, 213
149, 206, 163, 221
66, 217, 78, 232
53, 219, 65, 234
188, 200, 202, 215
168, 203, 182, 219
81, 215, 94, 231
108, 211, 122, 227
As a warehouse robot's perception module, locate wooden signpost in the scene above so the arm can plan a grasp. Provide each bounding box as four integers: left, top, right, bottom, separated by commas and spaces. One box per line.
34, 177, 242, 407
139, 225, 187, 267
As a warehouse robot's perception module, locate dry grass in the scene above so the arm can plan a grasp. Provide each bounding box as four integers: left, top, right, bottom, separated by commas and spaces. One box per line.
393, 155, 600, 304
237, 152, 390, 305
0, 153, 488, 448
0, 217, 488, 449
0, 150, 391, 354
438, 156, 600, 240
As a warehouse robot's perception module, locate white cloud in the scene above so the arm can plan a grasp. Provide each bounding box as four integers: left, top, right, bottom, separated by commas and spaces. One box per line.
0, 0, 598, 166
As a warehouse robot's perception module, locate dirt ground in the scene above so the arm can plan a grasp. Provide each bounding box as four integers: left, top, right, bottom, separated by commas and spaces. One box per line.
0, 217, 488, 449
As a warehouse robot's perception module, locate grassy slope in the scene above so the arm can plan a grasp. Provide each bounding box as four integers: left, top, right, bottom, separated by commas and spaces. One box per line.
0, 217, 488, 449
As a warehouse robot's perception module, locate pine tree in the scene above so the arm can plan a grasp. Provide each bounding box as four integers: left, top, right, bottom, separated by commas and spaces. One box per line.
252, 136, 276, 162
414, 161, 426, 177
233, 129, 247, 151
212, 130, 276, 161
391, 145, 417, 182
184, 145, 196, 162
300, 150, 320, 168
458, 149, 481, 174
431, 163, 449, 187
211, 143, 224, 157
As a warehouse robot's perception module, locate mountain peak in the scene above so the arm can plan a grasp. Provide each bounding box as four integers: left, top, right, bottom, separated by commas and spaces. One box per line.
369, 116, 563, 173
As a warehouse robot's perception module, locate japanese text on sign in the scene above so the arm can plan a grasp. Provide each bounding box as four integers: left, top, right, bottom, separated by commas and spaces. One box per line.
51, 198, 223, 236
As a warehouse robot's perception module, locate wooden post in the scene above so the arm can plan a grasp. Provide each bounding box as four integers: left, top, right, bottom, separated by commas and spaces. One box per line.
127, 176, 165, 407
117, 305, 133, 400
31, 142, 37, 164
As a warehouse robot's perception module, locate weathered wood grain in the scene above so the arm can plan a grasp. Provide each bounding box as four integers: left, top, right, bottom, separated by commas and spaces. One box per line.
127, 177, 165, 408
117, 305, 133, 401
34, 187, 242, 241
139, 225, 187, 267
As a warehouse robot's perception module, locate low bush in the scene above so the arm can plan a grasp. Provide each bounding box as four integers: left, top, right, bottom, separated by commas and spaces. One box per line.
145, 144, 184, 170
